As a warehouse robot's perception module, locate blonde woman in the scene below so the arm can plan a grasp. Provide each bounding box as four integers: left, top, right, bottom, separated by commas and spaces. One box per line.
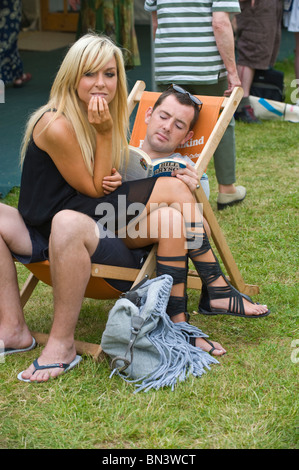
0, 35, 268, 382
0, 33, 157, 382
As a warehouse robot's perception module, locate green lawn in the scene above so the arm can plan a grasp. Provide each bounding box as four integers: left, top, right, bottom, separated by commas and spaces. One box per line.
0, 58, 298, 450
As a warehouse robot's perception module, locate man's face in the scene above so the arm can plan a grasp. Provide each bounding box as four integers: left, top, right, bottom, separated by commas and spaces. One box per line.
143, 95, 194, 157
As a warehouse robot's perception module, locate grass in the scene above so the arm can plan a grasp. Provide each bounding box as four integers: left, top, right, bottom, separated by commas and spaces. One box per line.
0, 58, 298, 450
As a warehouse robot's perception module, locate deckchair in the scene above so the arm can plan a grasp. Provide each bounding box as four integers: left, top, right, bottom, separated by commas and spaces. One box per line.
16, 80, 259, 360
128, 81, 259, 296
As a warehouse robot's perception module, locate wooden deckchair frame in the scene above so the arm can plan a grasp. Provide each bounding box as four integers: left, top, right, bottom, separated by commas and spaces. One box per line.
17, 80, 258, 360
126, 81, 259, 296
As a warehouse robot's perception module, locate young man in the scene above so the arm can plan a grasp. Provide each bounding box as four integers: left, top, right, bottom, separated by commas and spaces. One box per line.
235, 0, 284, 123
140, 85, 210, 198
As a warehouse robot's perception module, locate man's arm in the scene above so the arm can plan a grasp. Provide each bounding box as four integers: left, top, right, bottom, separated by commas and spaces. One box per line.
212, 11, 241, 96
151, 11, 158, 39
239, 0, 255, 6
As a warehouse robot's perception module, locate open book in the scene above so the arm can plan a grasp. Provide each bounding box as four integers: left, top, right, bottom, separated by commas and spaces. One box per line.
121, 145, 187, 181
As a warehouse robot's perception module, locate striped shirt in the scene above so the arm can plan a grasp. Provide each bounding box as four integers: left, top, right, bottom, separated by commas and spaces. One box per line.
144, 0, 240, 85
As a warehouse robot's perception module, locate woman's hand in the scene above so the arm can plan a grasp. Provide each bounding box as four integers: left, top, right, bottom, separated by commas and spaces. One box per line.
171, 161, 199, 192
88, 96, 113, 135
102, 168, 122, 194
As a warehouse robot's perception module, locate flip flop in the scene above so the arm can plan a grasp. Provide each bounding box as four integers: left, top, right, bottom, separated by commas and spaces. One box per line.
17, 354, 82, 382
202, 338, 220, 355
0, 337, 36, 357
189, 336, 226, 356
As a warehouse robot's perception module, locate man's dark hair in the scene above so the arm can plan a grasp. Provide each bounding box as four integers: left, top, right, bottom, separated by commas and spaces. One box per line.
152, 87, 200, 131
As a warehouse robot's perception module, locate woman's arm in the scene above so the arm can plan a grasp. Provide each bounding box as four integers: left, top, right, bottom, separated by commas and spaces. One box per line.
34, 98, 120, 198
87, 95, 115, 195
102, 168, 122, 195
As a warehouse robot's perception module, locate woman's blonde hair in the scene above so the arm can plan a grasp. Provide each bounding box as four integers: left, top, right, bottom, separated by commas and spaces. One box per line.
21, 33, 129, 173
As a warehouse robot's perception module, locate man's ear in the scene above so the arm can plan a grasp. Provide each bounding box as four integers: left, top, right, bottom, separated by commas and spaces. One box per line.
144, 107, 153, 124
180, 130, 194, 146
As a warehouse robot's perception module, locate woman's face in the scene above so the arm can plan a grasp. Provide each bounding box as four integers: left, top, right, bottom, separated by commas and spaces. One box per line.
77, 56, 118, 109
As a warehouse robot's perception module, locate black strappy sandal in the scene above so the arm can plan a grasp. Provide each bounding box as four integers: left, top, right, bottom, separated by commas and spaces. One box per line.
197, 283, 270, 318
187, 225, 270, 319
156, 253, 226, 354
188, 336, 224, 355
156, 254, 188, 319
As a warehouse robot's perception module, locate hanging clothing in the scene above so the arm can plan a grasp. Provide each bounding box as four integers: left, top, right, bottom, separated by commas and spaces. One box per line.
77, 0, 140, 68
0, 0, 24, 84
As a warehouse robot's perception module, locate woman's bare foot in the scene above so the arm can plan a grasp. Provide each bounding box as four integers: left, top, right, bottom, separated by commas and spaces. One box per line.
196, 337, 226, 356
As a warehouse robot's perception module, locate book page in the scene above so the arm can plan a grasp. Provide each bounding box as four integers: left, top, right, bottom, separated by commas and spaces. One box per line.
120, 146, 151, 181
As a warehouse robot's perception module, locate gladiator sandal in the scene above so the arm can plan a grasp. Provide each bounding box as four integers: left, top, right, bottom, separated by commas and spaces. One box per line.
156, 254, 188, 320
156, 253, 221, 352
187, 223, 270, 318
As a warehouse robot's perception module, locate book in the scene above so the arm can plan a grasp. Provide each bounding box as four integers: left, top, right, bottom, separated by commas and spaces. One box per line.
121, 145, 187, 181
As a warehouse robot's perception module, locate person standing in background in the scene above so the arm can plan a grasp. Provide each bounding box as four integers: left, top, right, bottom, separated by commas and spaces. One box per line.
68, 0, 140, 68
283, 0, 299, 105
0, 0, 32, 87
144, 0, 246, 211
235, 0, 284, 123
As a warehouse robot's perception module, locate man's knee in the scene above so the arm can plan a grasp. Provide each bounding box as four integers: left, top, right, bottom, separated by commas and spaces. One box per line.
156, 206, 184, 240
156, 176, 194, 203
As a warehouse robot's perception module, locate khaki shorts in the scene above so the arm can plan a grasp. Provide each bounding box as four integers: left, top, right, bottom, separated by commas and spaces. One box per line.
236, 0, 283, 70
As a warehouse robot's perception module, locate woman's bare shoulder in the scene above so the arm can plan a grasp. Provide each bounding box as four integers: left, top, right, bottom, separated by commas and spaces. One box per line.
33, 111, 74, 149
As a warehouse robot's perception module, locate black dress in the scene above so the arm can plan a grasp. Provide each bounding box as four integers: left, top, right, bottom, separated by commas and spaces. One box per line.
18, 139, 157, 239
15, 135, 157, 291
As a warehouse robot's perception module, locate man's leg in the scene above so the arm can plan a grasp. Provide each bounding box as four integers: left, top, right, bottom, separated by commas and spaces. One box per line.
125, 204, 227, 356
138, 177, 268, 317
19, 210, 100, 382
237, 64, 255, 97
235, 65, 261, 123
0, 204, 33, 351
